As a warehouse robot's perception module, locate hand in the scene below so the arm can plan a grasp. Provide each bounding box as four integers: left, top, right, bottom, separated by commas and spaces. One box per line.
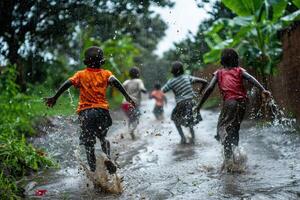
262, 90, 271, 100
44, 96, 57, 108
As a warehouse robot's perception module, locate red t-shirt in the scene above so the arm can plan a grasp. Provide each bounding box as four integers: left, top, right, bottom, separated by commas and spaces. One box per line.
214, 67, 247, 101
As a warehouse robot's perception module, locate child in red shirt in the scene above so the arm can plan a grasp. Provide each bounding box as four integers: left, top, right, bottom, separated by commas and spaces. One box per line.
150, 83, 167, 120
196, 48, 271, 170
45, 46, 135, 174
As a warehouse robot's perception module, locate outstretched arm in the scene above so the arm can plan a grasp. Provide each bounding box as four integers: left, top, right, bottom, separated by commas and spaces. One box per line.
44, 80, 72, 107
191, 76, 208, 94
191, 77, 208, 85
242, 71, 271, 97
195, 75, 218, 112
109, 76, 136, 107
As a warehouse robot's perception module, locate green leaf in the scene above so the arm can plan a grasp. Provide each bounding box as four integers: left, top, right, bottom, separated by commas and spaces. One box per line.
203, 49, 221, 64
268, 0, 288, 21
281, 10, 300, 24
292, 0, 300, 8
222, 0, 263, 16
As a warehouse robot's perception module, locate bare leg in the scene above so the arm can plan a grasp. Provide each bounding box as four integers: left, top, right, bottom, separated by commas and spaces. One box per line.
189, 126, 195, 144
98, 132, 116, 174
85, 145, 96, 172
175, 123, 186, 144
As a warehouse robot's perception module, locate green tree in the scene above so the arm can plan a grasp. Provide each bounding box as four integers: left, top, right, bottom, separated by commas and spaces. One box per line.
203, 0, 300, 86
0, 0, 173, 91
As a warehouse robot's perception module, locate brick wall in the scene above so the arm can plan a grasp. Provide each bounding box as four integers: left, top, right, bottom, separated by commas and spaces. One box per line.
270, 22, 300, 121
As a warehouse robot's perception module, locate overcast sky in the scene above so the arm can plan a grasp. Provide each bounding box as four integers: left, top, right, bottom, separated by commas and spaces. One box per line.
153, 0, 212, 56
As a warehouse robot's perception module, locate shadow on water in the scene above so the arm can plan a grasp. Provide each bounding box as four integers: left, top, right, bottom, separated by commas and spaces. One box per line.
172, 144, 196, 162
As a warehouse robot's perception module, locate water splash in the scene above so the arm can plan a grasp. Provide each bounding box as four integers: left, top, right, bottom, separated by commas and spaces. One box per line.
263, 97, 296, 130
75, 150, 123, 194
67, 89, 76, 109
222, 146, 248, 173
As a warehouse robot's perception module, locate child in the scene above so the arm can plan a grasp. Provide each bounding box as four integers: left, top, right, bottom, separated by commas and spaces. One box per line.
44, 46, 135, 174
150, 83, 167, 120
121, 67, 146, 139
162, 61, 208, 144
195, 48, 271, 169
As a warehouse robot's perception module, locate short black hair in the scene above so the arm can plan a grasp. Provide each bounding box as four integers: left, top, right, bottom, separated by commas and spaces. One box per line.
220, 48, 239, 68
154, 83, 161, 90
83, 46, 105, 68
129, 67, 140, 79
171, 61, 184, 77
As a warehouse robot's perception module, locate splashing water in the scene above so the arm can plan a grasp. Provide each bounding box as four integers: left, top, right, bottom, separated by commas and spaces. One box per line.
221, 146, 248, 173
264, 97, 296, 129
67, 89, 76, 109
75, 151, 123, 194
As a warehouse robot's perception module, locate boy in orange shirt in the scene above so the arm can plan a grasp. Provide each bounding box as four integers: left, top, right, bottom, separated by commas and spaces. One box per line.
45, 46, 135, 174
150, 83, 167, 120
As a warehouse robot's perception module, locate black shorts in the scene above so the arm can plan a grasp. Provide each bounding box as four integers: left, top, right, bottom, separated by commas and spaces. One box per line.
153, 105, 164, 116
78, 108, 112, 146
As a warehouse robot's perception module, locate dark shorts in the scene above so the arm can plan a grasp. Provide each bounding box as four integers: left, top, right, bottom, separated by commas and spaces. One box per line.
171, 99, 202, 127
153, 105, 164, 117
217, 99, 246, 145
78, 108, 112, 146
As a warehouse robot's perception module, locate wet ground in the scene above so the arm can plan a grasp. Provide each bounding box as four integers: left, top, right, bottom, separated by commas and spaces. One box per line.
25, 98, 300, 199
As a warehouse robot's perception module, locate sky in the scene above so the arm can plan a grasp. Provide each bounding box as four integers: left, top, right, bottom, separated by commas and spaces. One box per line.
153, 0, 212, 56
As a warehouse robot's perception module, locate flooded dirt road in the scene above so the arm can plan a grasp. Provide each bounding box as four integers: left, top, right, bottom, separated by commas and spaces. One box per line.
25, 98, 300, 199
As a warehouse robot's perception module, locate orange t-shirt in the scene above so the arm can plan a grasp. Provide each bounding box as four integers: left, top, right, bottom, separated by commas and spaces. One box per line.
151, 90, 166, 107
69, 68, 113, 113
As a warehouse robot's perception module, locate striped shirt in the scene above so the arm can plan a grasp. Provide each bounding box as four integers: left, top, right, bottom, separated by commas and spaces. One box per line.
162, 75, 196, 103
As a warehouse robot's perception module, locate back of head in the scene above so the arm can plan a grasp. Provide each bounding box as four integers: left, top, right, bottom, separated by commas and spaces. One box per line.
221, 48, 239, 68
84, 46, 105, 68
171, 61, 184, 77
154, 83, 161, 90
129, 67, 140, 79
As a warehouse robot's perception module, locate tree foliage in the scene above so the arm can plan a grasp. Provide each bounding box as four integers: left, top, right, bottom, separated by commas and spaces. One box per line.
203, 0, 300, 78
0, 0, 173, 90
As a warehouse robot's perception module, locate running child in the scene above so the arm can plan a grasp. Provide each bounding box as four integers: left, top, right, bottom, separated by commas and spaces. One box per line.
195, 48, 271, 170
150, 83, 167, 120
162, 61, 208, 144
121, 67, 147, 139
44, 46, 135, 174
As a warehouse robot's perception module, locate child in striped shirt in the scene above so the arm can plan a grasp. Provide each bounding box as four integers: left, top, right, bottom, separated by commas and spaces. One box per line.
162, 61, 207, 144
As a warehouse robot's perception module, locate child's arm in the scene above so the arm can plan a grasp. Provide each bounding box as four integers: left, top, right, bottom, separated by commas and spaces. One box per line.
191, 76, 208, 85
109, 76, 136, 107
191, 76, 208, 94
44, 80, 72, 107
195, 75, 218, 112
242, 71, 271, 96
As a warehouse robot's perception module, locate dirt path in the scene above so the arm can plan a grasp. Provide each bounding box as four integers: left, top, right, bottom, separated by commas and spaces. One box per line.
25, 98, 300, 199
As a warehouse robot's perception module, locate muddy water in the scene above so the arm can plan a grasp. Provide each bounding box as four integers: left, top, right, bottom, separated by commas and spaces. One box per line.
25, 98, 300, 199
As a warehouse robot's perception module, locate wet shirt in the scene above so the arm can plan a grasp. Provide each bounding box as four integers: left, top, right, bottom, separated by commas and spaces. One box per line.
162, 74, 196, 103
123, 78, 146, 106
151, 89, 166, 107
69, 68, 113, 113
214, 67, 247, 101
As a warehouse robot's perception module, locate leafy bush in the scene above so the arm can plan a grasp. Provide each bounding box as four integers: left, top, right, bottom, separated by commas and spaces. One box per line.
0, 172, 19, 200
0, 66, 55, 199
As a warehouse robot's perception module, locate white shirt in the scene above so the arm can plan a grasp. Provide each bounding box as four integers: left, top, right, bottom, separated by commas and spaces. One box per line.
123, 78, 146, 106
